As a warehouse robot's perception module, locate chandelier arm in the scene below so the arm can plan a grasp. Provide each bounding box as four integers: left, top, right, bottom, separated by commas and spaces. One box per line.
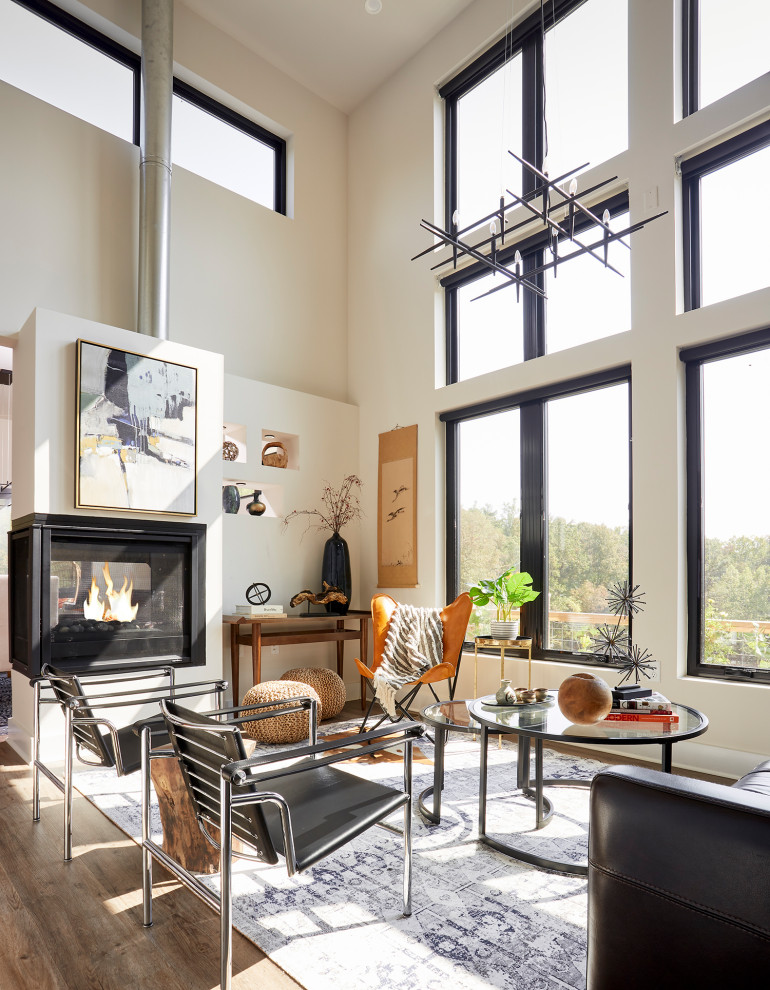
526, 215, 668, 280
418, 220, 546, 297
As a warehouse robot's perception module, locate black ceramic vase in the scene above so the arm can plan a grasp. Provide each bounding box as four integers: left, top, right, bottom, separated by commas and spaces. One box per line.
321, 531, 351, 615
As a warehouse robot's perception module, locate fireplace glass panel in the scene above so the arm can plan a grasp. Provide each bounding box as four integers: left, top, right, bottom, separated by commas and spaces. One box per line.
48, 537, 188, 664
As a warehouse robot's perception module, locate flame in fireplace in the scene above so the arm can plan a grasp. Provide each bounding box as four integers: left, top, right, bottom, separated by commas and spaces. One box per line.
83, 563, 139, 622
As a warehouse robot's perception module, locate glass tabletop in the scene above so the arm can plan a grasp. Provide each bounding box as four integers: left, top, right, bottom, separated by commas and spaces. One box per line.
468, 693, 709, 745
421, 700, 479, 731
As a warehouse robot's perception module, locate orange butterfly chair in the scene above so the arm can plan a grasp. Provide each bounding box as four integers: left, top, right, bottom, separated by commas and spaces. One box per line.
355, 592, 472, 731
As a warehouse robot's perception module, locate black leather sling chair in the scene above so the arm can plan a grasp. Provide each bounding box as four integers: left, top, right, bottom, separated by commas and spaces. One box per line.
141, 697, 424, 990
33, 664, 227, 861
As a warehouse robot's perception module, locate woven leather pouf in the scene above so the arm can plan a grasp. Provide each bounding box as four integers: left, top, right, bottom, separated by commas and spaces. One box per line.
241, 680, 321, 744
281, 666, 347, 720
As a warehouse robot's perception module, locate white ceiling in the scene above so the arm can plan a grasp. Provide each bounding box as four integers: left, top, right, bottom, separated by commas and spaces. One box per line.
181, 0, 477, 114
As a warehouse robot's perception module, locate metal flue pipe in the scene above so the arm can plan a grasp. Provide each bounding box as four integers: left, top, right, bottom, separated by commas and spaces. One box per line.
137, 0, 173, 338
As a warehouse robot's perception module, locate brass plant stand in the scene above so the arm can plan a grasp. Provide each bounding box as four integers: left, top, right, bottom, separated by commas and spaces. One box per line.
473, 636, 534, 699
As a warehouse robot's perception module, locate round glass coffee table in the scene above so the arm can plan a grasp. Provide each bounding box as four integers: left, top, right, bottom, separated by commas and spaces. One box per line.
419, 700, 501, 824
468, 692, 709, 876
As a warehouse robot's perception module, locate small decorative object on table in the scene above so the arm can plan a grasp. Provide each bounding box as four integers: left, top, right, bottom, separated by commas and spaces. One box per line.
246, 582, 271, 605
495, 678, 517, 705
283, 475, 362, 615
468, 568, 540, 640
592, 582, 656, 685
557, 671, 613, 725
289, 582, 348, 615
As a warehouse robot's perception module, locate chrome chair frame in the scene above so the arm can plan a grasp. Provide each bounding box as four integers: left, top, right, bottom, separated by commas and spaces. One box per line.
141, 697, 422, 990
33, 664, 227, 861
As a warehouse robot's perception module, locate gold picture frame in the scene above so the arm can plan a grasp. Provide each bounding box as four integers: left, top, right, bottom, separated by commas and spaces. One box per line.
75, 339, 198, 515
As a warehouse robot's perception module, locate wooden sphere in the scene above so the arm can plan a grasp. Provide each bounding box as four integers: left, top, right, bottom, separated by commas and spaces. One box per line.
557, 671, 612, 725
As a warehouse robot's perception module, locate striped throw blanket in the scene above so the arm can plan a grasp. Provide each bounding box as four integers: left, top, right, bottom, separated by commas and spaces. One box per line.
372, 603, 444, 718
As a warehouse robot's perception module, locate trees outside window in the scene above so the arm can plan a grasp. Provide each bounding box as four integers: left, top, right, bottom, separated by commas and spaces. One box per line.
683, 331, 770, 683
445, 371, 630, 657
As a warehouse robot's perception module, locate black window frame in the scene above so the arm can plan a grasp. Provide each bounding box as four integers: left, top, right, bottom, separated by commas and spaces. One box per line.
681, 326, 770, 684
11, 0, 141, 143
172, 80, 287, 216
442, 365, 632, 661
10, 1, 287, 215
443, 191, 629, 382
441, 0, 598, 228
682, 0, 770, 117
682, 118, 770, 312
681, 0, 699, 118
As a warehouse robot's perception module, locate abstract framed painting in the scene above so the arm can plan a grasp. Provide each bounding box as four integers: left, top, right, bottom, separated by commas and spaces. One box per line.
76, 340, 197, 515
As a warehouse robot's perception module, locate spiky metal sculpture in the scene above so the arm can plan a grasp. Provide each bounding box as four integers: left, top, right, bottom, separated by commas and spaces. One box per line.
591, 582, 654, 684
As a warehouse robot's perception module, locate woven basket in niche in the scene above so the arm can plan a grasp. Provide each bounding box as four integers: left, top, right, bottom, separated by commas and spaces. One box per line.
241, 680, 320, 744
281, 666, 346, 720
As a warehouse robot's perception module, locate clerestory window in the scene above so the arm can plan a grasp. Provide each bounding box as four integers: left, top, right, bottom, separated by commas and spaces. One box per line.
683, 0, 770, 116
1, 1, 286, 213
682, 119, 770, 310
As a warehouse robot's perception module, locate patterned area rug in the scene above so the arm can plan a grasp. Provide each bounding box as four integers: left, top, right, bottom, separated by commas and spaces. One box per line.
0, 675, 10, 740
72, 720, 604, 990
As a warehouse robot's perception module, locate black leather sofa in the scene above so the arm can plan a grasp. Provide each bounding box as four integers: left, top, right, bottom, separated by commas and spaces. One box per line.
587, 761, 770, 988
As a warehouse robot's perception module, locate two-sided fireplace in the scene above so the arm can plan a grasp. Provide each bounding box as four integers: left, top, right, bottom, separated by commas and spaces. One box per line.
9, 514, 206, 678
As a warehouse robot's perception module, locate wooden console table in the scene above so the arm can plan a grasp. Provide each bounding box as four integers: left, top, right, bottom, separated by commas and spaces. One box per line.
223, 610, 370, 702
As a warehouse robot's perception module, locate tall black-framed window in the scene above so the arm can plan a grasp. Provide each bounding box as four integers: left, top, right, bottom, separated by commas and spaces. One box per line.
682, 327, 770, 684
441, 0, 628, 234
682, 119, 770, 311
3, 1, 287, 214
2, 0, 140, 142
444, 192, 629, 383
442, 366, 631, 658
682, 0, 770, 118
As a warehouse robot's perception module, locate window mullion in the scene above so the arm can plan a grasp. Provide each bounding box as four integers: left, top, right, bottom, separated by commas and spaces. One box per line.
682, 0, 700, 117
520, 401, 545, 649
523, 249, 544, 360
685, 361, 704, 676
521, 34, 543, 196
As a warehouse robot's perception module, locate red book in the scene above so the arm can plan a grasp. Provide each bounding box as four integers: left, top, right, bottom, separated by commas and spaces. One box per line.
604, 711, 680, 724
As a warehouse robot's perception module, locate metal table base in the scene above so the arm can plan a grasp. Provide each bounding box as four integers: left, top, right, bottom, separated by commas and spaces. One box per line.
478, 726, 591, 877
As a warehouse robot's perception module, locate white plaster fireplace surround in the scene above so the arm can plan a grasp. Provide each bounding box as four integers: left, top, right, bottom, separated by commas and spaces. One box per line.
7, 308, 224, 762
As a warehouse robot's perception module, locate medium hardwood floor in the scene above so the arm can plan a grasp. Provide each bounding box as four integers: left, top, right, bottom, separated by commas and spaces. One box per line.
0, 700, 731, 989
0, 739, 303, 990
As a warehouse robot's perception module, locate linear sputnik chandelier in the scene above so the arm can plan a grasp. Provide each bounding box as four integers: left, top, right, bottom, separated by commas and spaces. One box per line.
414, 151, 667, 303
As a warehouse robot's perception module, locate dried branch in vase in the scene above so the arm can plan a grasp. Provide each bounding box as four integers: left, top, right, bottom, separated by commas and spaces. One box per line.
283, 475, 363, 536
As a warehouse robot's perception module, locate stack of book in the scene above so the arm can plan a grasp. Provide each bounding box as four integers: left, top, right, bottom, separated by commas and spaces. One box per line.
234, 604, 287, 618
603, 685, 679, 725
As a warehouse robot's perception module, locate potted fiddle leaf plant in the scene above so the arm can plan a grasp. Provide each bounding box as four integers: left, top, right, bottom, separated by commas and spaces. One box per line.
468, 568, 540, 640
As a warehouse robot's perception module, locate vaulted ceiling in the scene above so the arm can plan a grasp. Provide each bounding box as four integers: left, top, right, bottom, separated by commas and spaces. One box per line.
181, 0, 477, 113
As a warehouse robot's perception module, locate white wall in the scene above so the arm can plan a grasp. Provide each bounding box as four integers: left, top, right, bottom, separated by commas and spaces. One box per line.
220, 372, 361, 702
347, 0, 770, 777
6, 308, 224, 760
